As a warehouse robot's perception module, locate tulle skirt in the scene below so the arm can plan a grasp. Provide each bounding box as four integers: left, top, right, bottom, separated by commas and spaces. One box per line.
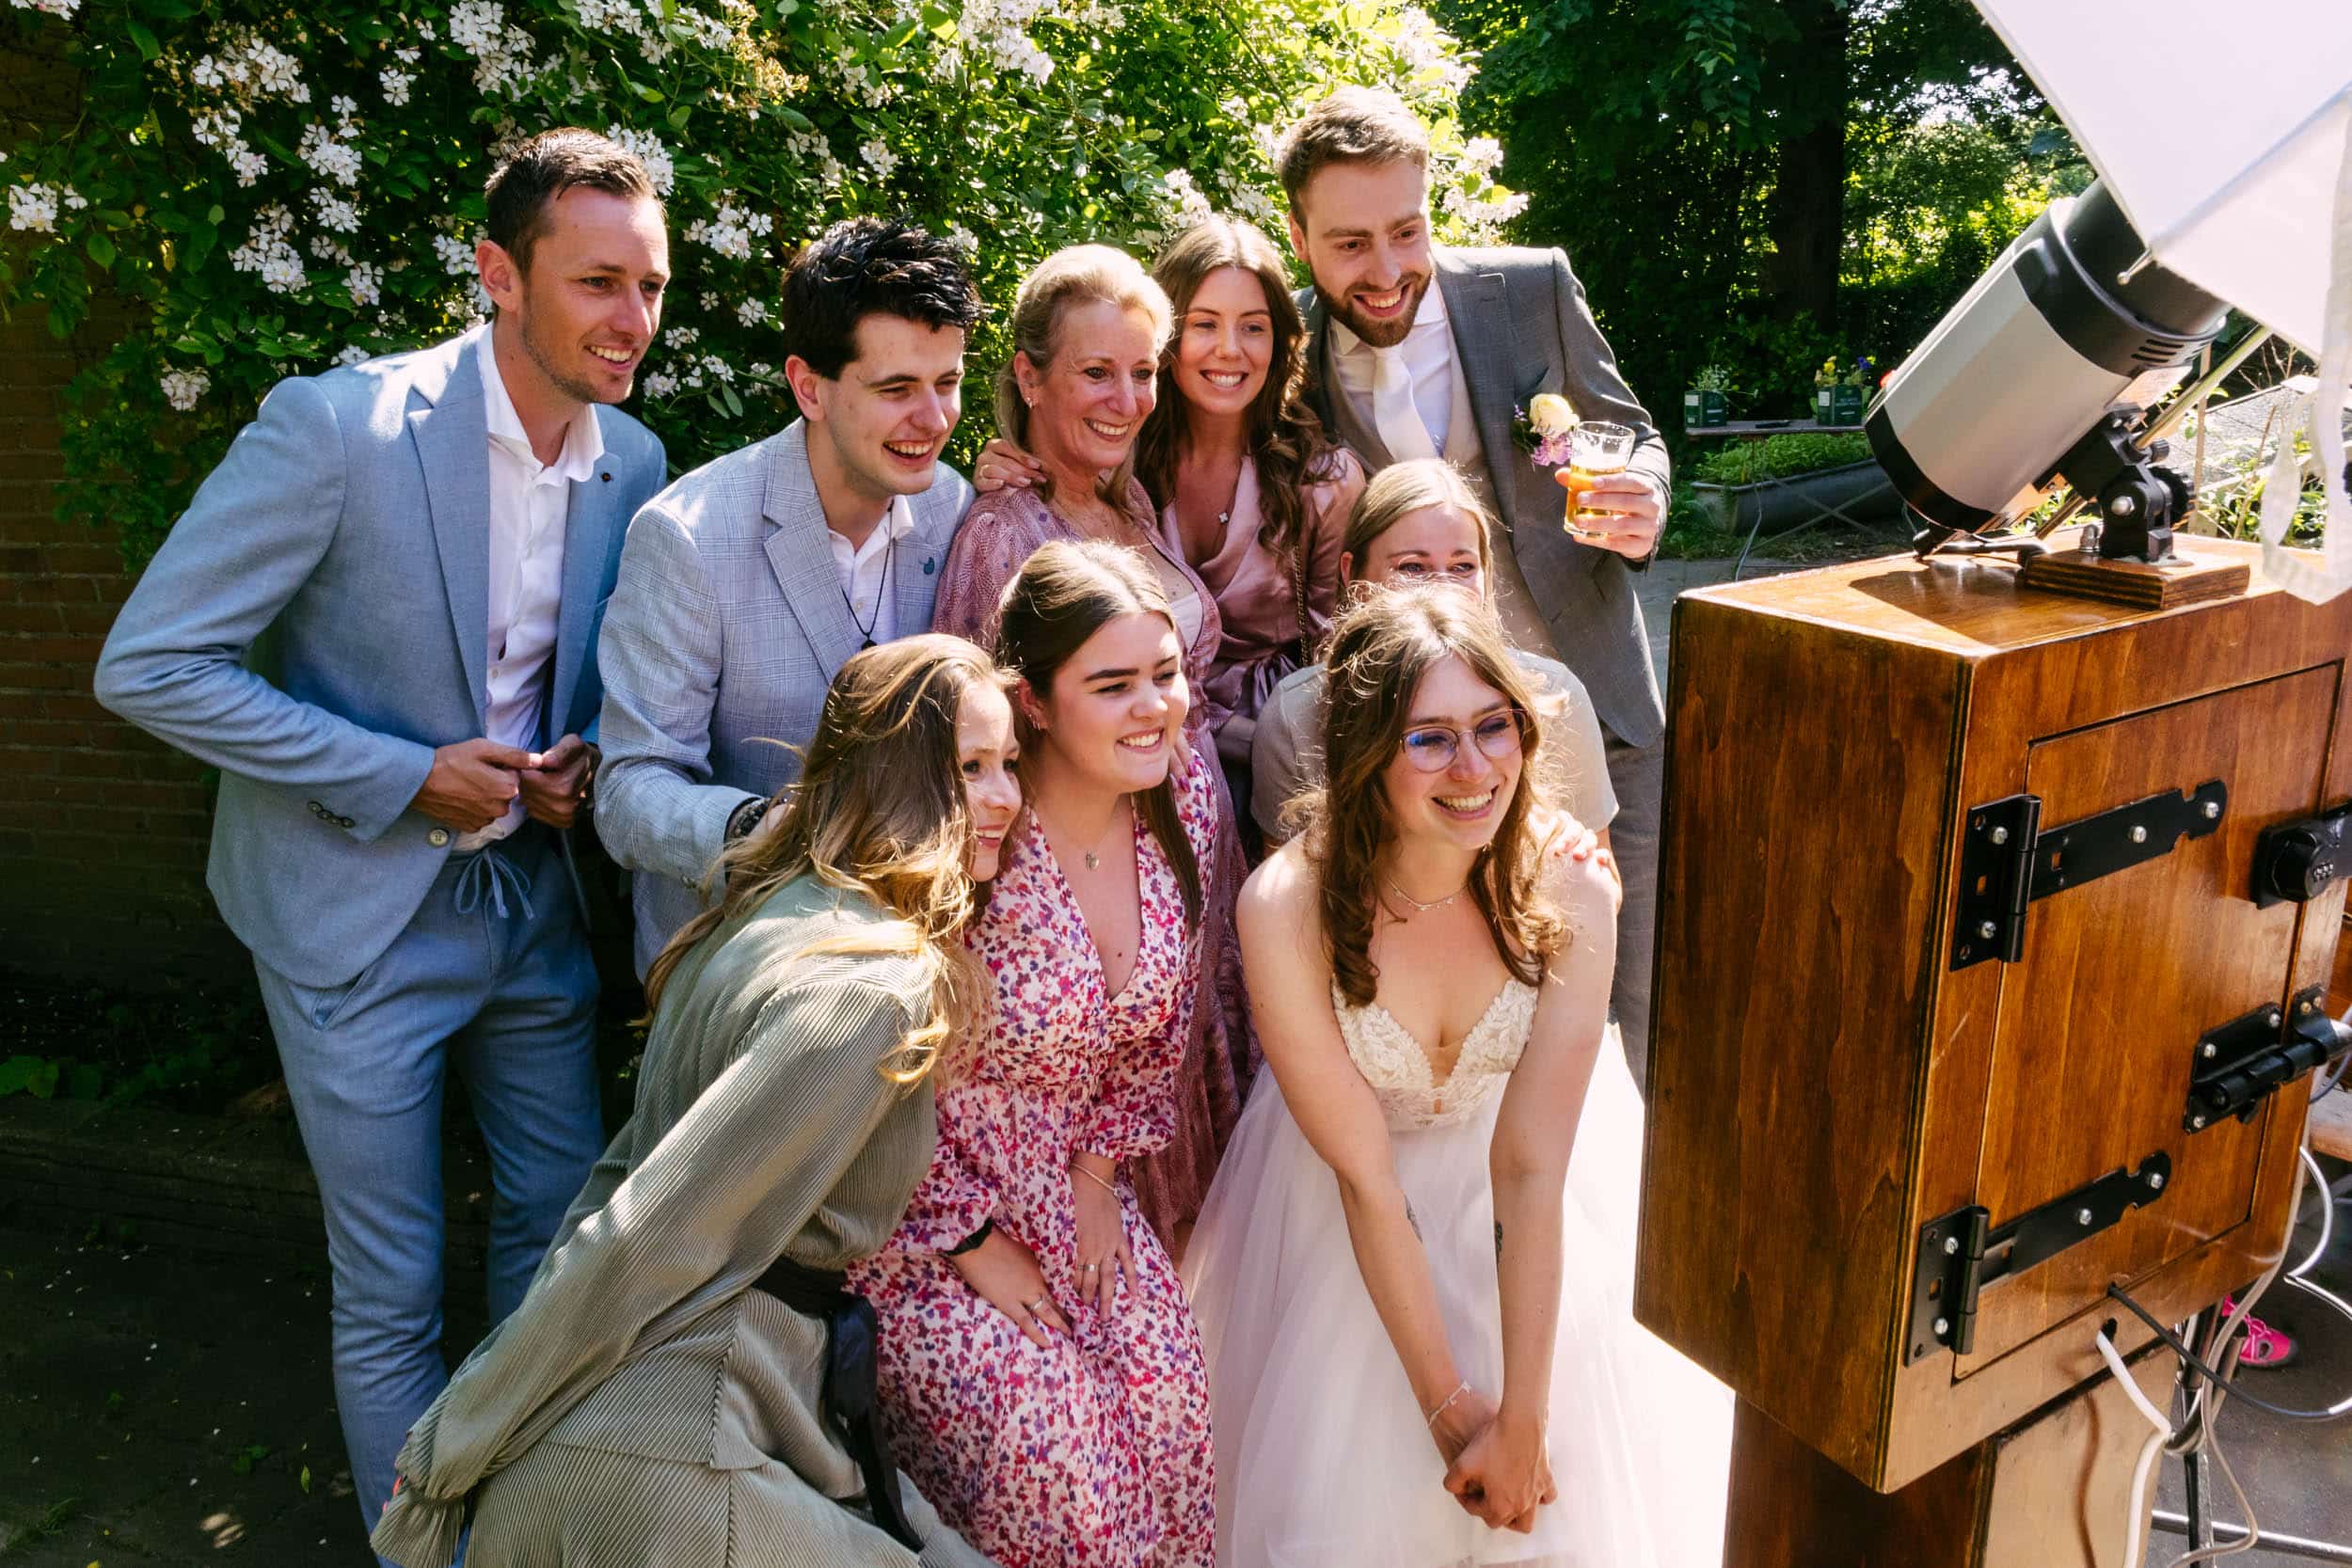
1181, 1031, 1731, 1568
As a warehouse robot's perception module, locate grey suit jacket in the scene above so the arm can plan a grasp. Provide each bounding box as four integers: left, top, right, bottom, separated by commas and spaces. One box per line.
1300, 246, 1671, 749
93, 331, 666, 988
595, 420, 974, 975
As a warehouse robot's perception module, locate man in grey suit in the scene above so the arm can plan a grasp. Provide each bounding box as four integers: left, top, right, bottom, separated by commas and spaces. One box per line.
1279, 87, 1672, 1082
94, 130, 671, 1557
596, 217, 980, 974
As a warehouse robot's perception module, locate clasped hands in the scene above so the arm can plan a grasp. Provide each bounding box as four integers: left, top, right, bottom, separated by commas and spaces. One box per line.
945, 1155, 1136, 1348
413, 734, 597, 833
1431, 1386, 1557, 1534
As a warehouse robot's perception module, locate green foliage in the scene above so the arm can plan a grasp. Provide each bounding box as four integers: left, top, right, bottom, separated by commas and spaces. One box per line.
1687, 431, 1870, 486
0, 976, 276, 1110
4, 0, 1513, 565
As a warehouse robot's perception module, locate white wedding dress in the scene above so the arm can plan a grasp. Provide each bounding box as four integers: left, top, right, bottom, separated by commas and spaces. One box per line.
1182, 979, 1731, 1568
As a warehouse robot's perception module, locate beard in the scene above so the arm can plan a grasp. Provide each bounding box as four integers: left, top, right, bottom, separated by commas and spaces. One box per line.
1323, 270, 1433, 350
516, 288, 628, 406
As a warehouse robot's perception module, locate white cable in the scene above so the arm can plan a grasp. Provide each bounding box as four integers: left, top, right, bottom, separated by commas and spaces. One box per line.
2291, 1145, 2333, 1279
2178, 1148, 2309, 1439
2162, 1414, 2262, 1568
2100, 1328, 2175, 1568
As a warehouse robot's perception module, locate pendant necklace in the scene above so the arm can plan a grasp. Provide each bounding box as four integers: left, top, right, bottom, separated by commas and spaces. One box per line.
841, 535, 893, 650
1386, 877, 1466, 915
1075, 800, 1130, 871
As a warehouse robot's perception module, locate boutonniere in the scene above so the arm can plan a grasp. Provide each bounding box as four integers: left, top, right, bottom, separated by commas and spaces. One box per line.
1511, 392, 1579, 467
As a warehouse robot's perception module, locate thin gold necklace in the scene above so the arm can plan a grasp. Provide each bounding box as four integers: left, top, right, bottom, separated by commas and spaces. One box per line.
1386, 876, 1466, 914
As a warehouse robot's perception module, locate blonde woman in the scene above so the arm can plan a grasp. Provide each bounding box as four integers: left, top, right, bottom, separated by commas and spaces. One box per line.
856, 543, 1217, 1568
1249, 460, 1617, 863
372, 636, 1020, 1568
936, 244, 1250, 1249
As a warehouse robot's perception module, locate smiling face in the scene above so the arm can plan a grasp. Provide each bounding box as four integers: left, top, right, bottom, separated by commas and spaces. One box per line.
1346, 503, 1487, 597
1025, 609, 1189, 798
1018, 300, 1161, 477
956, 682, 1021, 882
1170, 265, 1276, 421
479, 186, 669, 408
1380, 654, 1523, 855
1288, 158, 1434, 350
792, 312, 968, 512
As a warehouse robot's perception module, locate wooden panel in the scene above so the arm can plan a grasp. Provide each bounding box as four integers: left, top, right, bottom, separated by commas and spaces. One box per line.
1638, 594, 1962, 1481
1964, 667, 2333, 1363
1977, 1348, 2173, 1568
2018, 547, 2249, 610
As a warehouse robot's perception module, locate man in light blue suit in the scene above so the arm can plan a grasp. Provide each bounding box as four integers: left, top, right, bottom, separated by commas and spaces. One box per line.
94, 130, 671, 1558
596, 217, 980, 974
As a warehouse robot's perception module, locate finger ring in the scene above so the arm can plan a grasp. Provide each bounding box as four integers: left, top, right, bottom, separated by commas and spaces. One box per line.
1023, 1296, 1046, 1314
1084, 1262, 1098, 1273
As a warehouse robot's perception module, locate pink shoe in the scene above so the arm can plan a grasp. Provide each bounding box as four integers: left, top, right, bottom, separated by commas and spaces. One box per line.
2225, 1296, 2299, 1369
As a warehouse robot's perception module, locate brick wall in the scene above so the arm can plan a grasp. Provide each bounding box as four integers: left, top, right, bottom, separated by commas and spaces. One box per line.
2, 37, 246, 981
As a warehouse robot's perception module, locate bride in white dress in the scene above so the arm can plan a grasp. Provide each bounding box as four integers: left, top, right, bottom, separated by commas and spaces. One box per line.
1183, 586, 1730, 1568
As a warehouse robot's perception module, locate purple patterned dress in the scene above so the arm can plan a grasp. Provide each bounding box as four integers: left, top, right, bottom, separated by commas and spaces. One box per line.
849, 747, 1220, 1568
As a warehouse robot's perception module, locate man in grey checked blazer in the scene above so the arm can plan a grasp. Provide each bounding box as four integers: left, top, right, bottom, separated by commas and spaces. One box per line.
93, 131, 672, 1559
596, 218, 981, 974
1281, 88, 1673, 1083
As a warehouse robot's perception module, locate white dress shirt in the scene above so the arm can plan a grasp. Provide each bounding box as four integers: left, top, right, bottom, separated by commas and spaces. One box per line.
462, 327, 604, 849
1327, 279, 1457, 457
829, 496, 915, 648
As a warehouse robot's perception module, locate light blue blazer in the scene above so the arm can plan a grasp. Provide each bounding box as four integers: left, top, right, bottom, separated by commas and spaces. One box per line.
94, 331, 667, 989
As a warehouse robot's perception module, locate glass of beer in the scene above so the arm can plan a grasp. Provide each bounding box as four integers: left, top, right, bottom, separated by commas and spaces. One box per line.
1563, 420, 1636, 536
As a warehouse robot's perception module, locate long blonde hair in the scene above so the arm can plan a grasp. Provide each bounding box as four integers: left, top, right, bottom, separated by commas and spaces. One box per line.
644, 635, 1010, 1085
1341, 458, 1497, 589
1305, 587, 1567, 1006
995, 244, 1173, 509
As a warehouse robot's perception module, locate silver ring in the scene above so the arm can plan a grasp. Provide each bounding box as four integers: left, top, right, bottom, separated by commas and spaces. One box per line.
1023, 1296, 1046, 1314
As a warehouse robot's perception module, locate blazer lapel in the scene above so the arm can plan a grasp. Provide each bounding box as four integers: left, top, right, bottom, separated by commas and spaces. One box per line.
548, 441, 619, 742
888, 499, 936, 637
407, 337, 492, 730
1437, 251, 1523, 515
762, 422, 866, 677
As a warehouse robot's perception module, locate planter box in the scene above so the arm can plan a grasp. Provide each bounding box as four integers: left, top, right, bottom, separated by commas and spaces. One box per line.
1690, 458, 1902, 536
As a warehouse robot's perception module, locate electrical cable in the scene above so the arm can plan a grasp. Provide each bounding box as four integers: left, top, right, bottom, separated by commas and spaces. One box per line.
2098, 1327, 2173, 1568
2295, 1146, 2335, 1280
2162, 1415, 2262, 1568
2107, 1283, 2352, 1419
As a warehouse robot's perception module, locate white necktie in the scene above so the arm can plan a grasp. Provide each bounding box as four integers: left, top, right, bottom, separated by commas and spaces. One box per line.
1371, 343, 1439, 462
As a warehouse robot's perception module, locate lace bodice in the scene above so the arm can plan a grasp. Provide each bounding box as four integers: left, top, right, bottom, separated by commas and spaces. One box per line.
1331, 979, 1538, 1131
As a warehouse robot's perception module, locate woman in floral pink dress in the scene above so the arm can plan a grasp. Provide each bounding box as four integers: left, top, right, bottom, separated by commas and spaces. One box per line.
853, 540, 1216, 1568
935, 243, 1248, 1252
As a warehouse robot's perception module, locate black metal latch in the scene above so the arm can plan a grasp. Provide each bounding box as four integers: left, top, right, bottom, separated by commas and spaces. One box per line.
2252, 801, 2351, 908
1951, 781, 2227, 969
1908, 1153, 2171, 1363
2185, 986, 2352, 1131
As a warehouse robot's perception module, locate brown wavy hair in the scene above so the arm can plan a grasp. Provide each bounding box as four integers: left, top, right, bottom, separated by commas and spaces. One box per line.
993, 539, 1203, 927
1136, 216, 1348, 561
643, 635, 1011, 1085
994, 244, 1173, 511
1303, 587, 1567, 1006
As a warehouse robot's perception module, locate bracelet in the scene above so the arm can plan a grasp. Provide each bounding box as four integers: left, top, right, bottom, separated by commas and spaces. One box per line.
942, 1218, 994, 1257
1424, 1380, 1470, 1427
724, 796, 768, 844
1072, 1163, 1119, 1197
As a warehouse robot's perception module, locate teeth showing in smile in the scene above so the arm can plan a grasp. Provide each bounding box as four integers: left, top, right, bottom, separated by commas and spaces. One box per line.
885, 441, 932, 459
1435, 789, 1494, 812
1117, 733, 1163, 751
1359, 289, 1404, 312
588, 345, 634, 364
1200, 371, 1248, 389
1084, 419, 1132, 441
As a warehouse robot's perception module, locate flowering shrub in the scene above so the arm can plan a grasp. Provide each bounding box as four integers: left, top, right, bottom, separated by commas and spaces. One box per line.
4, 0, 1518, 563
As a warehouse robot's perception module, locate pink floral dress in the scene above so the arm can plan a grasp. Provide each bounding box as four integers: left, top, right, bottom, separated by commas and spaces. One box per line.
850, 747, 1219, 1568
933, 482, 1253, 1244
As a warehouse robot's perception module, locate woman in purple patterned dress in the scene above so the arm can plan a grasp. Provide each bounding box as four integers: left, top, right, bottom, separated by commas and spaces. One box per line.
935, 244, 1248, 1252
853, 541, 1216, 1568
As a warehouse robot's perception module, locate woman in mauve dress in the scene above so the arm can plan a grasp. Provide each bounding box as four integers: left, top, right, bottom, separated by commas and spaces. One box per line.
855, 541, 1217, 1568
934, 243, 1248, 1250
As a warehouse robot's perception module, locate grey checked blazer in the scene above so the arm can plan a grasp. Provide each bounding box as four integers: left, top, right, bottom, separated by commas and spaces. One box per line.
93, 331, 665, 987
1302, 246, 1672, 750
372, 876, 994, 1568
595, 421, 974, 974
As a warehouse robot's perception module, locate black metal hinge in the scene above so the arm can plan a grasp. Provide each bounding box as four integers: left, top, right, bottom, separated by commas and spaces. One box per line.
1951, 781, 2227, 970
1908, 1153, 2172, 1363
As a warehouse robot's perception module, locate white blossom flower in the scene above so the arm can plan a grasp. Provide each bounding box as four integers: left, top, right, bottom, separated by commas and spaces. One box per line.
230, 205, 308, 293
333, 345, 373, 367
230, 147, 268, 185
735, 297, 769, 327
395, 45, 421, 63
859, 139, 899, 179
62, 187, 87, 211
666, 325, 701, 347
605, 125, 675, 196
7, 182, 61, 233
300, 122, 364, 187
329, 94, 358, 123
312, 190, 361, 232
642, 370, 678, 398
945, 223, 978, 256
380, 68, 413, 106
160, 368, 210, 410
346, 262, 383, 306
1159, 167, 1213, 229
12, 0, 82, 19
698, 292, 719, 311
434, 233, 476, 276
190, 55, 227, 90
1460, 135, 1503, 177
684, 191, 771, 261
700, 354, 735, 383
309, 233, 354, 263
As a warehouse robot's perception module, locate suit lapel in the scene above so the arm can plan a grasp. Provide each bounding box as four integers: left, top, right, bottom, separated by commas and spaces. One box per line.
763, 422, 866, 676
1437, 252, 1522, 515
408, 336, 492, 730
548, 436, 618, 742
888, 499, 936, 637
